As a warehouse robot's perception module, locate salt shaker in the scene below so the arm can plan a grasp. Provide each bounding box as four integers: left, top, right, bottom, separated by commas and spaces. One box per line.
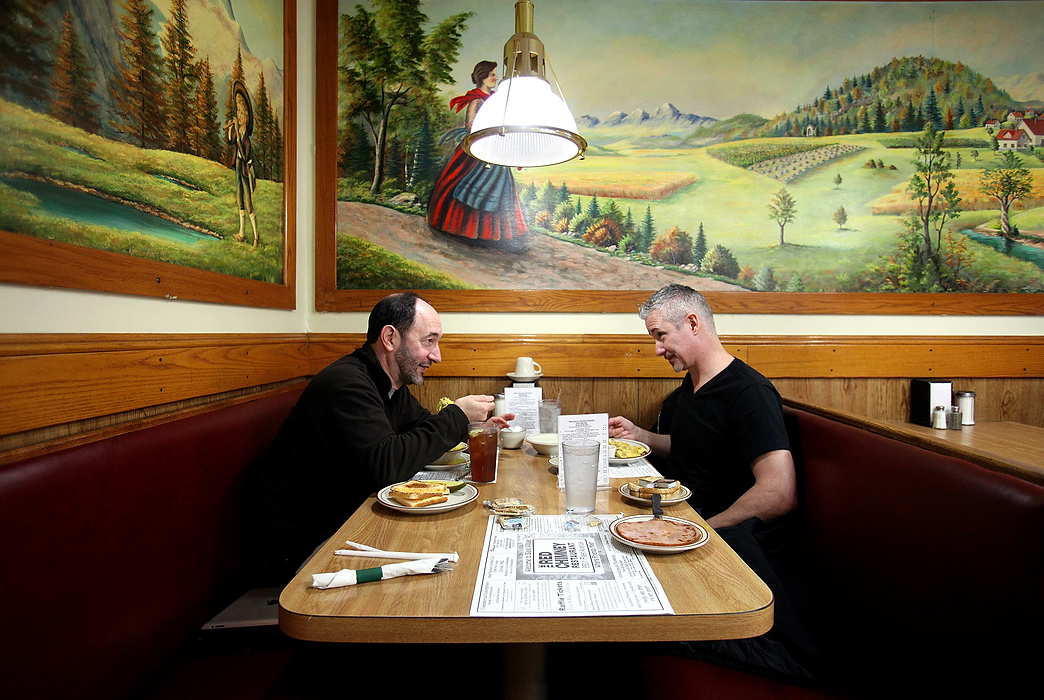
931, 406, 948, 430
494, 393, 506, 417
955, 391, 975, 425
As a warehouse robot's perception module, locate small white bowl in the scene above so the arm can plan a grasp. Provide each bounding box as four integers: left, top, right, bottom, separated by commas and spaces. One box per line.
526, 433, 559, 456
500, 427, 526, 449
432, 442, 468, 465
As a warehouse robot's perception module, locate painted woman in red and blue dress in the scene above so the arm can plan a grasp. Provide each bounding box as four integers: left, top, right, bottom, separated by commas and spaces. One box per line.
427, 61, 528, 248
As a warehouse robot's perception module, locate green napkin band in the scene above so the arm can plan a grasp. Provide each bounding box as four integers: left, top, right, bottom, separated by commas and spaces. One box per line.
356, 566, 385, 584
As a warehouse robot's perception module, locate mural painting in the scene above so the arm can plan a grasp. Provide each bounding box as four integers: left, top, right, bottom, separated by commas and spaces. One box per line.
0, 0, 291, 300
330, 0, 1044, 304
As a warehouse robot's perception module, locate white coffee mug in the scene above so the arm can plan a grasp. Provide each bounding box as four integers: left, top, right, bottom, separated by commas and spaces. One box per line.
515, 357, 541, 377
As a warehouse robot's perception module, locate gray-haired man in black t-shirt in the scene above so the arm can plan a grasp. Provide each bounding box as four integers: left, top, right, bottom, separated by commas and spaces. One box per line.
610, 285, 820, 682
609, 284, 797, 529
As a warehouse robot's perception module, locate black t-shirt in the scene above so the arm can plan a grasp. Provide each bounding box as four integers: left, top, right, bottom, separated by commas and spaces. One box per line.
663, 358, 790, 519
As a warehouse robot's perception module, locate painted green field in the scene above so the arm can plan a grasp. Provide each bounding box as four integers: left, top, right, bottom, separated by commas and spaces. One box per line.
0, 99, 285, 283
517, 129, 1044, 291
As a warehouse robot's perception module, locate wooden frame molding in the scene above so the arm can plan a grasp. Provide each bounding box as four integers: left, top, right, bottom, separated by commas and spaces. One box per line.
0, 2, 298, 309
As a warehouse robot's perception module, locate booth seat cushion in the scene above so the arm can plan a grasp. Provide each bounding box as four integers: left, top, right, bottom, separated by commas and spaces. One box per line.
641, 407, 1044, 700
0, 386, 304, 700
791, 408, 1044, 696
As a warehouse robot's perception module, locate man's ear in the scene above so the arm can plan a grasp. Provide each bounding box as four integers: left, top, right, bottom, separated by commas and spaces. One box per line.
378, 325, 398, 352
687, 313, 700, 333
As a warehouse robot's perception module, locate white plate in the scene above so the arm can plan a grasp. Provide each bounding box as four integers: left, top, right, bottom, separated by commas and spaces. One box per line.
618, 483, 692, 505
377, 483, 479, 514
609, 514, 710, 553
431, 445, 468, 465
426, 453, 470, 471
507, 371, 543, 382
548, 455, 559, 467
608, 439, 652, 464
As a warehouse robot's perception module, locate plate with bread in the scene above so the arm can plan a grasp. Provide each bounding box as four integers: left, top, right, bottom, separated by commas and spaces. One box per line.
620, 477, 690, 505
609, 514, 709, 553
609, 438, 651, 464
378, 480, 478, 514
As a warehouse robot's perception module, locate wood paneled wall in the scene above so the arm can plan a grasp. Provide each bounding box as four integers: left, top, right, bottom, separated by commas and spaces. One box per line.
2, 333, 1042, 460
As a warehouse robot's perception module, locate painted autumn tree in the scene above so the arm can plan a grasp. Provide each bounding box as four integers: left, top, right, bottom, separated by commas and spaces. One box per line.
979, 150, 1034, 251
339, 0, 472, 196
650, 225, 693, 266
161, 0, 197, 153
833, 205, 848, 230
50, 9, 99, 134
767, 187, 797, 245
110, 0, 168, 148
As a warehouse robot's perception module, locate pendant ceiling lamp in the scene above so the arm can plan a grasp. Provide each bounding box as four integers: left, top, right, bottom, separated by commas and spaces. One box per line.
462, 0, 587, 168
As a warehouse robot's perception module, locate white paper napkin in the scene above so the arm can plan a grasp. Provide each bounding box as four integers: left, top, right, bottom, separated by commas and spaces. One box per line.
310, 557, 452, 589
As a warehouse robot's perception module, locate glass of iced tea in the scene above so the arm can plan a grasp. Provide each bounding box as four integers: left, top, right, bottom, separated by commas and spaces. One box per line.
467, 421, 500, 482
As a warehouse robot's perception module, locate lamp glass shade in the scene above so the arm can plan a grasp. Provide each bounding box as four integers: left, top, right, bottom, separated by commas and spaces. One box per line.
465, 76, 586, 168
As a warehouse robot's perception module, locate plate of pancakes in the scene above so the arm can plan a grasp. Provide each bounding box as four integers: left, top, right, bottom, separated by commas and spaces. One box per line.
609, 514, 710, 553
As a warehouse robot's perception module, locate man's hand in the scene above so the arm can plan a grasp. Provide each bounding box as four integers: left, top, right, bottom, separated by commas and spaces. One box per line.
609, 416, 671, 457
455, 395, 495, 423
489, 412, 516, 428
608, 415, 639, 439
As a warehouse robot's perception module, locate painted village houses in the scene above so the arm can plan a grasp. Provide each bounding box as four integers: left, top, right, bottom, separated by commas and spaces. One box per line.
997, 128, 1031, 151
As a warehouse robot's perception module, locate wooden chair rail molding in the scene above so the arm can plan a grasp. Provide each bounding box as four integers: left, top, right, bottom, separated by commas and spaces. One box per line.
310, 334, 1044, 379
2, 333, 1042, 450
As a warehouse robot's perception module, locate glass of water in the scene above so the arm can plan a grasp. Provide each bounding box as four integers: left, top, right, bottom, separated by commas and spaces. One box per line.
562, 439, 599, 529
538, 398, 561, 433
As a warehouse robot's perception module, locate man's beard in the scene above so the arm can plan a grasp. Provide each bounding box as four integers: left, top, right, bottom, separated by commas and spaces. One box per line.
395, 342, 424, 385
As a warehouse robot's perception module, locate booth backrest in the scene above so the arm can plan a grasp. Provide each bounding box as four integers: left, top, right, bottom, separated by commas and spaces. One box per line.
784, 406, 1044, 696
0, 386, 304, 700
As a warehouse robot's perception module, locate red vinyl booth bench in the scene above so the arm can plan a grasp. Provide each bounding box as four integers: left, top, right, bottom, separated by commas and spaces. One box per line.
0, 385, 305, 700
639, 403, 1044, 699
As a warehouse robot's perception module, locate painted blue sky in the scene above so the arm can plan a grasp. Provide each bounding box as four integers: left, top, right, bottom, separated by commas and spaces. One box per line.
406, 0, 1044, 120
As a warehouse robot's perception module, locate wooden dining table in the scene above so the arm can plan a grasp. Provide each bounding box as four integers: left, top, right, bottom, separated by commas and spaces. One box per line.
278, 445, 774, 645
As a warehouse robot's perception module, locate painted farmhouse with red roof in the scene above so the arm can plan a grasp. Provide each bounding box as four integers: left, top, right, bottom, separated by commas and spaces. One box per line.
1017, 117, 1044, 148
997, 128, 1031, 150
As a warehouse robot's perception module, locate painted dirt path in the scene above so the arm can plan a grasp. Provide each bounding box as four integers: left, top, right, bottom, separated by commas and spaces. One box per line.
337, 202, 747, 291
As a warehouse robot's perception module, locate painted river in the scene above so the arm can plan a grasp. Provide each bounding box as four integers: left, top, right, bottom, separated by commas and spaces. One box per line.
2, 176, 216, 246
